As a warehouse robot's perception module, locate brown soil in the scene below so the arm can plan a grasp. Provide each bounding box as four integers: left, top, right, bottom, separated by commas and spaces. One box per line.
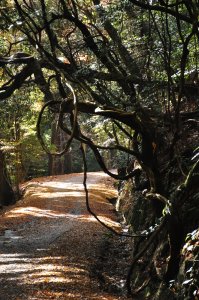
0, 172, 131, 300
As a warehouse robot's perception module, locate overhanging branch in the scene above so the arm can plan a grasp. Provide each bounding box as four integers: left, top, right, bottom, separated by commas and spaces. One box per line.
0, 64, 33, 100
128, 0, 198, 25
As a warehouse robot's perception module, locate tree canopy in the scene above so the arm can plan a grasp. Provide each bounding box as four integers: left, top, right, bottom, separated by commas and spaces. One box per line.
0, 0, 198, 180
0, 0, 199, 296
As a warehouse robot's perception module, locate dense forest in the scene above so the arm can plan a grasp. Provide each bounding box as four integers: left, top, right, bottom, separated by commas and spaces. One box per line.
0, 0, 198, 299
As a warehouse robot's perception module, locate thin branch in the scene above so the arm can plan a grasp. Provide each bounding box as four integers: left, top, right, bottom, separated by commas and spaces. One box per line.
80, 144, 145, 238
113, 120, 133, 140
128, 0, 198, 25
36, 81, 78, 156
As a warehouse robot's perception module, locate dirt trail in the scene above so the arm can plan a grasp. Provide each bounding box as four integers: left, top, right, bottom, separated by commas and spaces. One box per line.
0, 172, 130, 300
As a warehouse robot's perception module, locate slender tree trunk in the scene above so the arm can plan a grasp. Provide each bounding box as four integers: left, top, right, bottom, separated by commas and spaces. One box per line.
13, 118, 26, 196
0, 149, 15, 206
48, 116, 72, 175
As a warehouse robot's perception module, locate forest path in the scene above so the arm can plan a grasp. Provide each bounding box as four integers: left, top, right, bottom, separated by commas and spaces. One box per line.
0, 172, 130, 300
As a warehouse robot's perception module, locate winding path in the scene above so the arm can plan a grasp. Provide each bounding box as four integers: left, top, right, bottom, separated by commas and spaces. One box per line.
0, 172, 128, 300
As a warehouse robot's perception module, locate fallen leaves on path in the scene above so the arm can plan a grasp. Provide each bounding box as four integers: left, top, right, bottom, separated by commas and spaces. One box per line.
0, 172, 131, 299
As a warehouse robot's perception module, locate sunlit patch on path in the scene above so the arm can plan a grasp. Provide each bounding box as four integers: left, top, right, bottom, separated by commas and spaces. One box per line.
0, 172, 125, 299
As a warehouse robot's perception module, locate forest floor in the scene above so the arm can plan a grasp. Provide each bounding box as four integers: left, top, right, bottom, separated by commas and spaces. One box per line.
0, 171, 132, 300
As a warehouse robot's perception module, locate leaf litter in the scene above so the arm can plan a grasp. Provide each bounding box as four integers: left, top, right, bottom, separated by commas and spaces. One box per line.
0, 172, 131, 299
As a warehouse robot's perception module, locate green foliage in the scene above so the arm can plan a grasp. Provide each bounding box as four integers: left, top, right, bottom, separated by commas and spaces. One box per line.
0, 0, 198, 186
0, 2, 198, 298
81, 115, 131, 169
0, 86, 48, 184
177, 229, 199, 299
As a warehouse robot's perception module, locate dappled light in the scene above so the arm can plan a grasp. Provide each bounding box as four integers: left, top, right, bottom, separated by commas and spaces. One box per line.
5, 207, 76, 218
0, 253, 85, 283
0, 251, 94, 299
0, 172, 122, 299
0, 0, 198, 298
5, 207, 121, 232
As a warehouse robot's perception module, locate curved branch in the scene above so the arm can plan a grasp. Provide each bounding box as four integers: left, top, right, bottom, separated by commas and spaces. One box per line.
145, 192, 170, 206
81, 144, 145, 238
36, 81, 78, 156
61, 99, 143, 132
0, 64, 34, 100
59, 114, 141, 181
128, 0, 198, 25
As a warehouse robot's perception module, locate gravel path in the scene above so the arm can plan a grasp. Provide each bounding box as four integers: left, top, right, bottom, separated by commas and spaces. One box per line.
0, 172, 131, 300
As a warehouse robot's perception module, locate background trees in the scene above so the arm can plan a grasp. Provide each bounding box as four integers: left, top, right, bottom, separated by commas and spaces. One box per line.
0, 0, 198, 297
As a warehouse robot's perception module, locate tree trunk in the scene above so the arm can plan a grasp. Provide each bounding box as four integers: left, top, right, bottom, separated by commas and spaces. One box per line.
0, 149, 15, 206
48, 116, 72, 175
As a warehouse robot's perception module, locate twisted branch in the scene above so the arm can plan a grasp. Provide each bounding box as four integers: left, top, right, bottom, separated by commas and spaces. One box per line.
36, 82, 78, 156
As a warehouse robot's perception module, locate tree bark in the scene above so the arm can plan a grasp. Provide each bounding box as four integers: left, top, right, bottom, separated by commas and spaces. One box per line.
0, 150, 15, 206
